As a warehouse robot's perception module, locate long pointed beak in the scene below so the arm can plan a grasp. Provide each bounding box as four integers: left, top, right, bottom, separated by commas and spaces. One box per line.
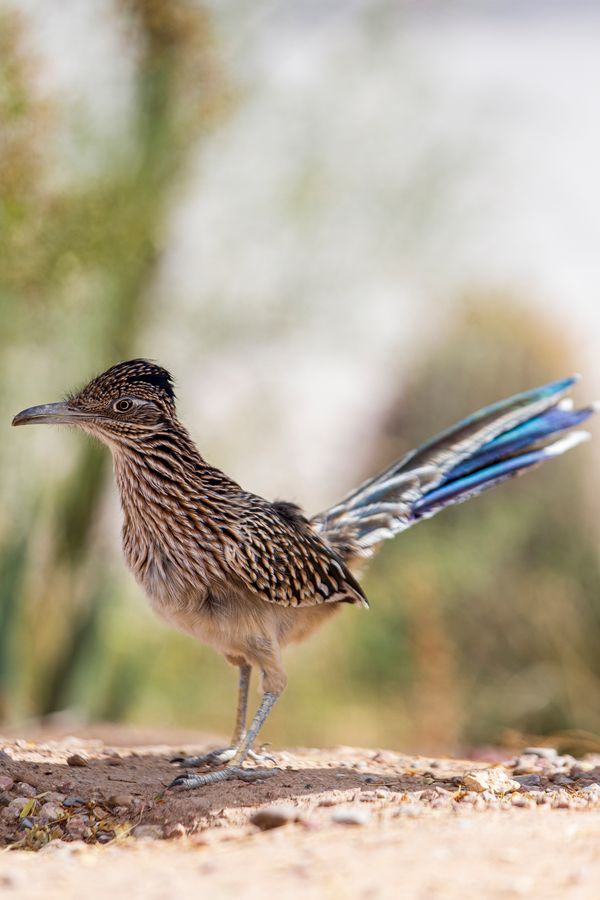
11, 401, 89, 427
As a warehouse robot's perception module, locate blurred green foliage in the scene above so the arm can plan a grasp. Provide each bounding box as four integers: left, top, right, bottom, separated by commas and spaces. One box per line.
1, 4, 599, 755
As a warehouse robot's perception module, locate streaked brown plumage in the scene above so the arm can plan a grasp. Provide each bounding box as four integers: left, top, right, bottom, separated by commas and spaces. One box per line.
12, 359, 596, 789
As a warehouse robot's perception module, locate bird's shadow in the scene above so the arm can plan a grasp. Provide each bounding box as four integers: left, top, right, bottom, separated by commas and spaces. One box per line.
0, 739, 459, 840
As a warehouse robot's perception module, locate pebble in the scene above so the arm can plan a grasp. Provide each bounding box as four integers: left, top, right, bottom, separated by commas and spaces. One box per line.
552, 792, 572, 809
251, 805, 296, 830
331, 807, 371, 826
0, 791, 13, 807
462, 768, 520, 795
96, 831, 114, 844
16, 783, 37, 798
131, 824, 164, 840
107, 794, 134, 808
0, 776, 14, 791
63, 796, 86, 807
522, 746, 558, 760
580, 784, 600, 799
39, 802, 63, 822
164, 823, 186, 839
513, 756, 543, 775
7, 797, 30, 815
66, 754, 89, 768
66, 816, 92, 840
514, 775, 543, 789
552, 774, 574, 786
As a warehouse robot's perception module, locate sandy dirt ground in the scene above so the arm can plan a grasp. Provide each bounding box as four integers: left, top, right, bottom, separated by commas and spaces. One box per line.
1, 726, 600, 899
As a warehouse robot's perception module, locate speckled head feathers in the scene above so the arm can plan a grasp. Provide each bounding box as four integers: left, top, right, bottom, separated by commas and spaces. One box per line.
76, 359, 176, 406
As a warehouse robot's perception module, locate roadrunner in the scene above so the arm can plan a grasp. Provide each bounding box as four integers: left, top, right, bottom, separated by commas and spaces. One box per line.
12, 361, 597, 790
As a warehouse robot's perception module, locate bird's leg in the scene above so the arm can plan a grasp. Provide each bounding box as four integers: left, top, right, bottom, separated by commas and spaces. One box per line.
171, 664, 261, 768
169, 689, 281, 790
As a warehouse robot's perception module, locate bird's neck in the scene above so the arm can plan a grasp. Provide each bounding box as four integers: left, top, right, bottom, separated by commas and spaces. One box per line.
111, 420, 241, 565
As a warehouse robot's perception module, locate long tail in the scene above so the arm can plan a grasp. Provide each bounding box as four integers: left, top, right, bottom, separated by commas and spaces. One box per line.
312, 375, 597, 565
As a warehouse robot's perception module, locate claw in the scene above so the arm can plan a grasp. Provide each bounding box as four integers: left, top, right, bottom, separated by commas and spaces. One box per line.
168, 766, 280, 791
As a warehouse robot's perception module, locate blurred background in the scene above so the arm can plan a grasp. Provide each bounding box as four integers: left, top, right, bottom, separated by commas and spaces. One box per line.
1, 0, 600, 756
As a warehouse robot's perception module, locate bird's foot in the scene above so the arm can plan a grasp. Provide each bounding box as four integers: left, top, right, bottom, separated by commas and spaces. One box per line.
168, 765, 278, 791
170, 746, 275, 769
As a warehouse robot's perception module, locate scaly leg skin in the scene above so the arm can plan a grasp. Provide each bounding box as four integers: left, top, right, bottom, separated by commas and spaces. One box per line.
170, 665, 273, 769
169, 690, 280, 790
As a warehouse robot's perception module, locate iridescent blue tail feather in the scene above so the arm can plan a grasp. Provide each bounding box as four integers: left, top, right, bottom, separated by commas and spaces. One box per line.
313, 375, 596, 564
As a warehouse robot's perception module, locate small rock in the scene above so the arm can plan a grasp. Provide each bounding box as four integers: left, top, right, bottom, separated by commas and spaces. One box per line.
1, 806, 19, 822
107, 794, 134, 808
19, 816, 36, 830
39, 802, 63, 822
553, 794, 572, 809
0, 776, 14, 791
522, 746, 558, 760
0, 792, 12, 807
251, 805, 296, 830
511, 795, 531, 808
66, 816, 92, 840
164, 823, 186, 839
8, 797, 30, 814
318, 798, 337, 807
66, 754, 88, 768
63, 796, 86, 807
131, 824, 164, 840
43, 792, 66, 804
462, 768, 520, 795
16, 783, 36, 798
580, 784, 600, 799
513, 755, 543, 775
331, 807, 370, 826
514, 775, 542, 789
552, 774, 574, 786
96, 831, 114, 844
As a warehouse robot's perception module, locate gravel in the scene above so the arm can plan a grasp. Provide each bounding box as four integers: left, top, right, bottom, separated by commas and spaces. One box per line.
331, 807, 371, 826
251, 805, 297, 830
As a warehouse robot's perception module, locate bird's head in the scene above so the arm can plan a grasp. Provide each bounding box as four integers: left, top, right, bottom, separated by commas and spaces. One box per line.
12, 359, 177, 446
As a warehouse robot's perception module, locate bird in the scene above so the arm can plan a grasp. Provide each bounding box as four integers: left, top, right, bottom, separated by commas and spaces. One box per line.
12, 360, 597, 791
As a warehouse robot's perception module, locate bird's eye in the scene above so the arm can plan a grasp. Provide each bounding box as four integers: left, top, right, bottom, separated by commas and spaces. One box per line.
114, 398, 133, 413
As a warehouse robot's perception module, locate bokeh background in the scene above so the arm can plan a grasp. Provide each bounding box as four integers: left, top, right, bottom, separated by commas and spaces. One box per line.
2, 0, 600, 755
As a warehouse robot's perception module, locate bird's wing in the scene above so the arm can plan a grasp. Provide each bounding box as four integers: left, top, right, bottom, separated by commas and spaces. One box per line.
228, 499, 368, 608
